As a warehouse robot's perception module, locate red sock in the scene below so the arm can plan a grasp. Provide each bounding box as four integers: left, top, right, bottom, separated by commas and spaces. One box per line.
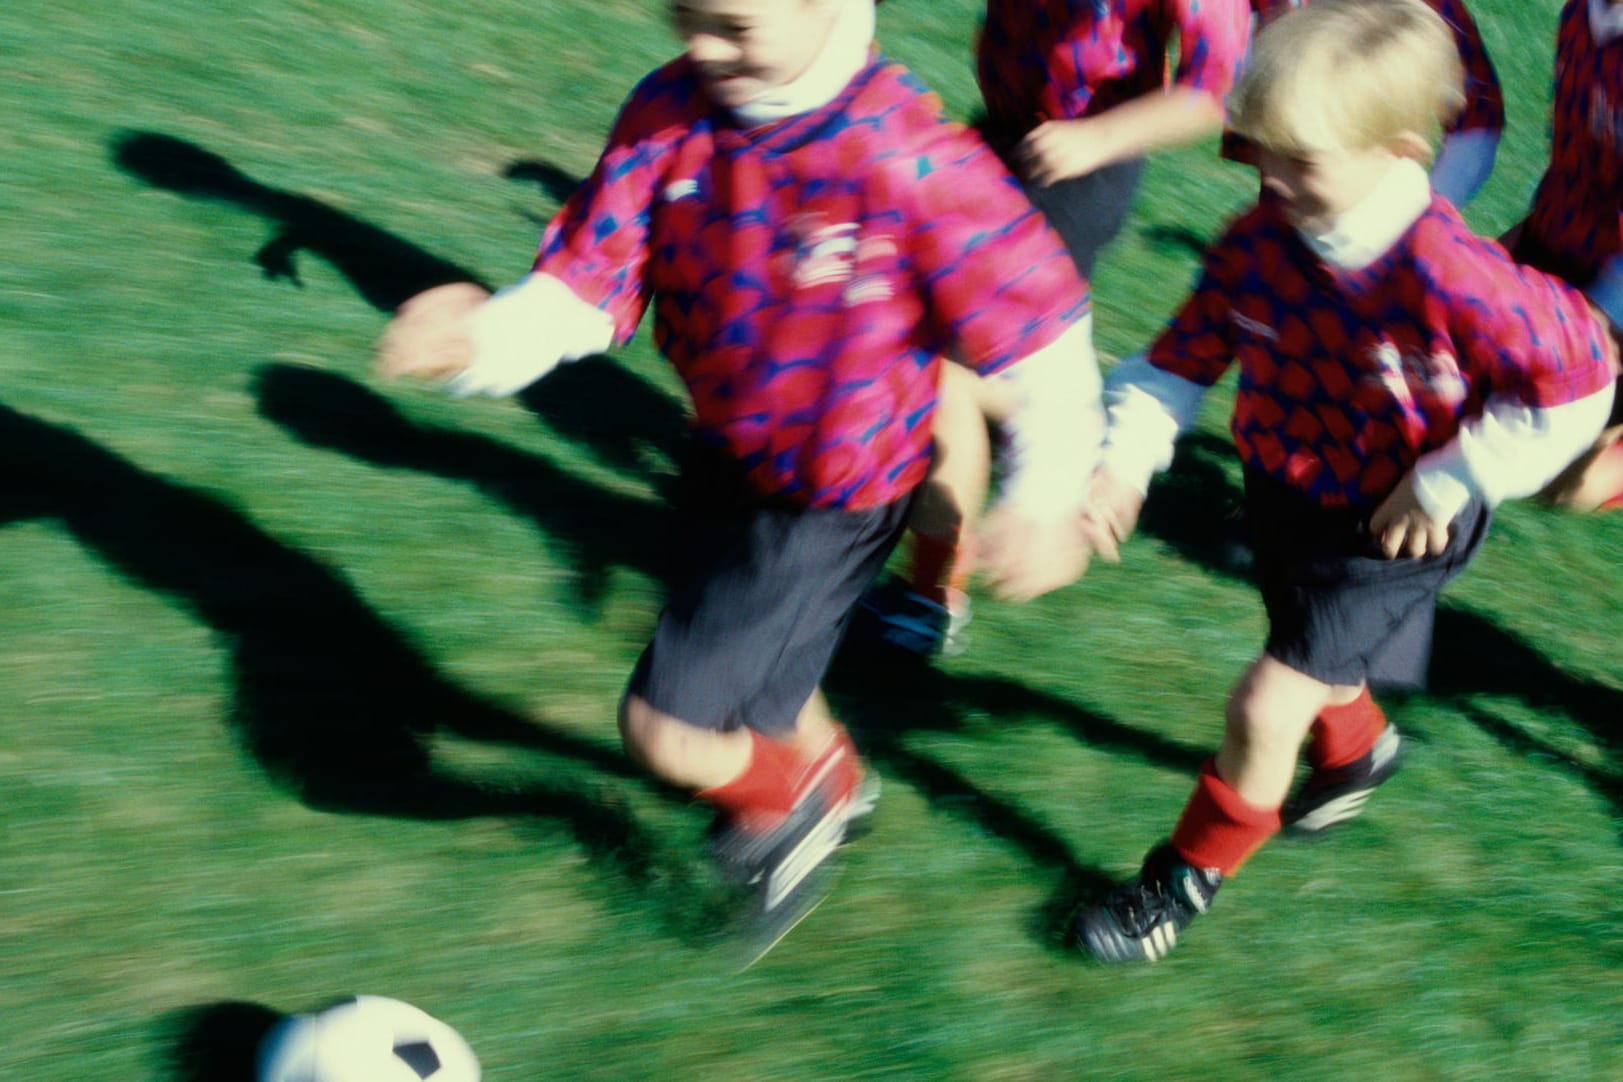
800, 724, 863, 806
696, 729, 801, 822
1169, 759, 1282, 876
1307, 688, 1386, 771
906, 530, 972, 606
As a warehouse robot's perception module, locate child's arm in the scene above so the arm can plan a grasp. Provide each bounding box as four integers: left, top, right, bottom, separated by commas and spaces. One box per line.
1017, 0, 1248, 186
378, 65, 682, 394
1373, 386, 1616, 556
377, 275, 614, 395
1017, 89, 1227, 187
1372, 256, 1619, 556
976, 317, 1106, 600
1084, 232, 1243, 543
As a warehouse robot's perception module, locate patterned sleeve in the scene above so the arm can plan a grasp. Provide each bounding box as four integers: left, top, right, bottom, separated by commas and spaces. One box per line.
901, 128, 1090, 376
1145, 227, 1249, 386
1171, 0, 1252, 99
530, 66, 686, 345
1433, 0, 1504, 135
1441, 236, 1615, 408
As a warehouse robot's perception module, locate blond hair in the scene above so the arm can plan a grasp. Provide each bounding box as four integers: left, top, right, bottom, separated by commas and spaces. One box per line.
1229, 0, 1465, 157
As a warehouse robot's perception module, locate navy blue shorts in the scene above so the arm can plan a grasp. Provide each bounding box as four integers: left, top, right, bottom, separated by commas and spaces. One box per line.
1023, 156, 1146, 280
626, 444, 911, 737
1245, 471, 1490, 690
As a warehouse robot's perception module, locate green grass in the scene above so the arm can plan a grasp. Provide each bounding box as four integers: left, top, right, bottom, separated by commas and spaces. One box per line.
2, 1, 1618, 1079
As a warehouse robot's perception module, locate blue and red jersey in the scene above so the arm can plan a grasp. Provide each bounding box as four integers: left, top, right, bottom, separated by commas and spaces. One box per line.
534, 55, 1087, 510
976, 0, 1251, 146
1524, 0, 1623, 283
1147, 194, 1614, 507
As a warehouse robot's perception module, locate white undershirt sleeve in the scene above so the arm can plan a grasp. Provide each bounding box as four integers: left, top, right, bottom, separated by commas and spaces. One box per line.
1410, 385, 1617, 520
447, 272, 616, 398
989, 316, 1104, 520
1097, 353, 1209, 496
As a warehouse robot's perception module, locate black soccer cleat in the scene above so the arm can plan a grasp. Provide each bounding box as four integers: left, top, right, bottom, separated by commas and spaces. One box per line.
712, 782, 850, 967
1285, 724, 1403, 835
847, 575, 970, 658
1074, 844, 1221, 964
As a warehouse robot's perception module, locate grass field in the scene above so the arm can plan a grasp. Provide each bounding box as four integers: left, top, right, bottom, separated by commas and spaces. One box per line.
3, 1, 1619, 1079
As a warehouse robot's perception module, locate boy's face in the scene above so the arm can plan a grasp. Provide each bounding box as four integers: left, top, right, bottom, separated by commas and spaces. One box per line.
671, 0, 841, 108
1257, 144, 1400, 233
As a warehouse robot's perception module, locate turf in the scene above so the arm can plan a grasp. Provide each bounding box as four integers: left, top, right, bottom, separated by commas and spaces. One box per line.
1, 1, 1618, 1079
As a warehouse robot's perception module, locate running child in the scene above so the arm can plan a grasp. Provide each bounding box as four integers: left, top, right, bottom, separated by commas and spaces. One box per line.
1072, 0, 1616, 964
855, 0, 1250, 657
1504, 0, 1623, 510
377, 0, 1105, 955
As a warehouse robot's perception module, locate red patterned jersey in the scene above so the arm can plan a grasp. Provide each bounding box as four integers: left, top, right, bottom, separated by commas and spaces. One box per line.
977, 0, 1251, 146
1147, 193, 1614, 507
1524, 0, 1623, 283
534, 55, 1087, 510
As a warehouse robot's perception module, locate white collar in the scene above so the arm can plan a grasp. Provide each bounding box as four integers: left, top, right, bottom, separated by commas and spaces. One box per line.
1296, 158, 1432, 270
730, 0, 876, 128
1590, 0, 1623, 44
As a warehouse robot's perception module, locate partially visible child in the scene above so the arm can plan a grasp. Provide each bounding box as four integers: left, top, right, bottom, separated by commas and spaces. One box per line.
1233, 0, 1505, 208
377, 0, 1104, 956
857, 0, 1251, 657
1505, 0, 1623, 510
1072, 0, 1616, 964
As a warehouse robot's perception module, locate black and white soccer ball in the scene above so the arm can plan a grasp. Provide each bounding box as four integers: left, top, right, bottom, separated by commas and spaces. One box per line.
256, 995, 480, 1082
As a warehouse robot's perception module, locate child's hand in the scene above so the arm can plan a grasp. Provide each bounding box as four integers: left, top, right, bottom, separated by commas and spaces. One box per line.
1084, 467, 1144, 557
1015, 119, 1111, 187
976, 506, 1092, 602
376, 282, 492, 381
1369, 474, 1451, 558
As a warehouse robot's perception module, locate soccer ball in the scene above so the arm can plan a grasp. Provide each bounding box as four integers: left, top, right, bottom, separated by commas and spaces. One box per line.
257, 995, 481, 1082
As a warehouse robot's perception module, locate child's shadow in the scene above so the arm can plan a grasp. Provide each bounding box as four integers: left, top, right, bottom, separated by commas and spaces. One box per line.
111, 131, 488, 310
1137, 434, 1622, 819
257, 366, 1213, 948
255, 363, 684, 611
0, 402, 724, 936
826, 656, 1209, 951
504, 158, 584, 227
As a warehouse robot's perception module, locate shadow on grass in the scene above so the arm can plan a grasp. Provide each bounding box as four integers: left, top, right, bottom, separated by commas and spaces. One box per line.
256, 365, 1221, 946
504, 158, 584, 228
0, 402, 731, 940
163, 1001, 282, 1082
110, 131, 488, 311
1134, 432, 1623, 819
1139, 222, 1213, 261
826, 656, 1209, 951
255, 363, 680, 612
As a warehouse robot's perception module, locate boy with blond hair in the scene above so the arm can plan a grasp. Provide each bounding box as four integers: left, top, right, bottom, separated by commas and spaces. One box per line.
1237, 0, 1504, 208
1073, 0, 1616, 964
378, 0, 1103, 956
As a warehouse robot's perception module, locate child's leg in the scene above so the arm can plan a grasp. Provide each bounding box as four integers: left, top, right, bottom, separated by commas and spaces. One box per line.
904, 362, 989, 604
1174, 655, 1354, 871
1077, 656, 1361, 964
618, 692, 754, 793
